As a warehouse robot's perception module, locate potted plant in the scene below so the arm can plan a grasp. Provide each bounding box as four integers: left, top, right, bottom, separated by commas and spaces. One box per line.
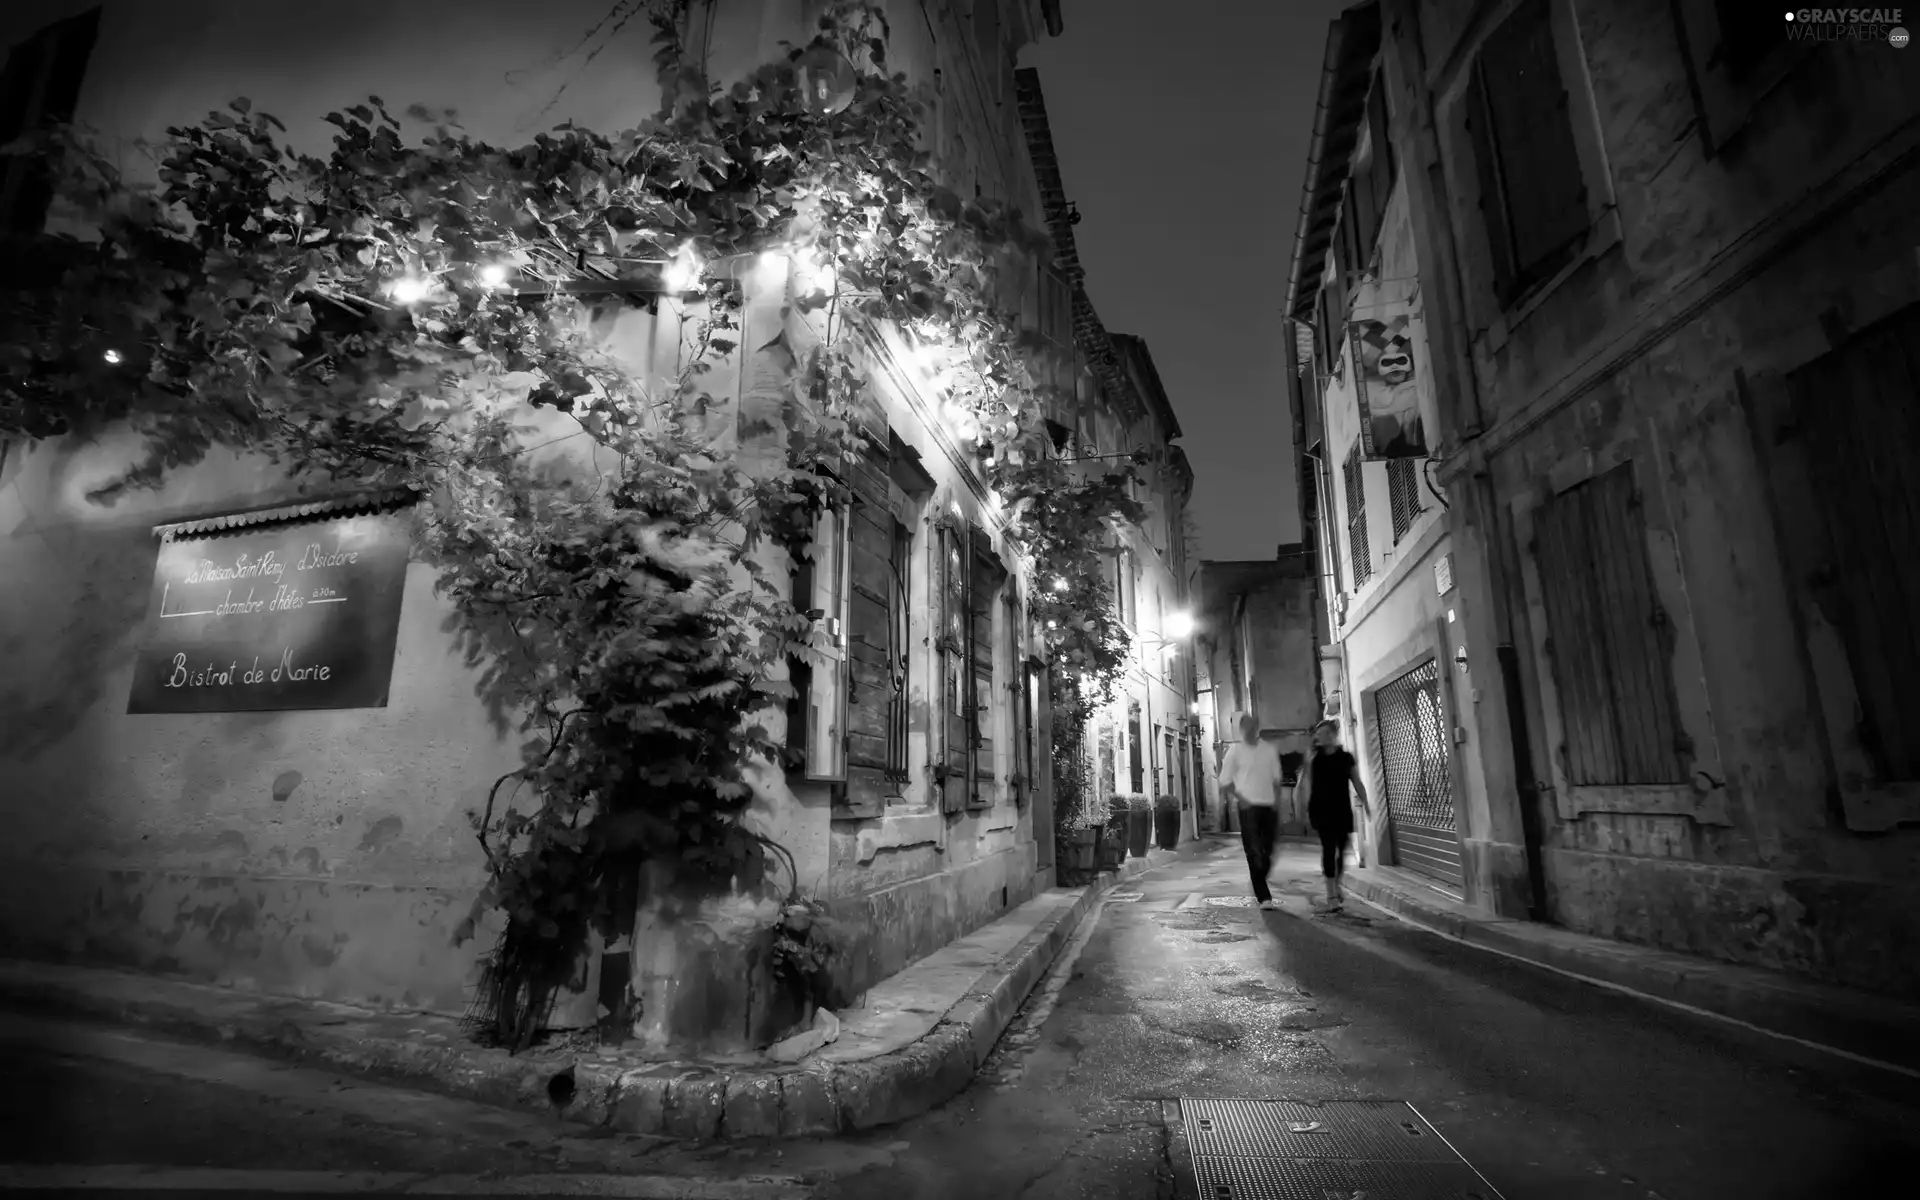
1125, 793, 1153, 858
1099, 802, 1129, 871
1153, 791, 1182, 850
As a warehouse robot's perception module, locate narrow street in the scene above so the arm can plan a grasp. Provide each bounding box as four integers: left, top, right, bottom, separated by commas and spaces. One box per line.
5, 843, 1915, 1200
821, 843, 1920, 1199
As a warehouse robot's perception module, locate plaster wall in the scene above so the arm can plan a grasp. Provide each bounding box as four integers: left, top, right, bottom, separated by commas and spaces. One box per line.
1419, 0, 1920, 997
0, 0, 1060, 1044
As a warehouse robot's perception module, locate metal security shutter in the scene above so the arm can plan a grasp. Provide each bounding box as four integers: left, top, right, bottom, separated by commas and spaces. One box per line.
1374, 659, 1464, 890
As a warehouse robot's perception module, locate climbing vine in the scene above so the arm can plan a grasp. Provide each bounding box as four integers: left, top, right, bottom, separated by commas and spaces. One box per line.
0, 2, 1141, 1048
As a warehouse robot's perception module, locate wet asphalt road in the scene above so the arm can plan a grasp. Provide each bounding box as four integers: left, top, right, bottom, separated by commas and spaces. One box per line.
2, 841, 1917, 1200
822, 840, 1920, 1199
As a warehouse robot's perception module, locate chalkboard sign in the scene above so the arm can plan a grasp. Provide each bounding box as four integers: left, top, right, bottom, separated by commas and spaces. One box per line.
127, 511, 412, 714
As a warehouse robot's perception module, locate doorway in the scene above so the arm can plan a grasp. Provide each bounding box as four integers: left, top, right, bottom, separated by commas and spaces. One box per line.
1374, 657, 1465, 890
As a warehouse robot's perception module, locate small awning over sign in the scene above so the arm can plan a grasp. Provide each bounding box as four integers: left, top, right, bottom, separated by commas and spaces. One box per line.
152, 488, 420, 542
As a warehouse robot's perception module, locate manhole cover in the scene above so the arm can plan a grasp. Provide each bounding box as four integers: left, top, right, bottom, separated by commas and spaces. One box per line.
1180, 1100, 1503, 1199
1183, 1100, 1458, 1163
1190, 1156, 1498, 1199
1205, 895, 1256, 908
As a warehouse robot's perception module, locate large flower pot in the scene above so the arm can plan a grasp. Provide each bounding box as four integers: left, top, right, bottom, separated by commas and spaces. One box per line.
1098, 826, 1127, 871
1153, 807, 1181, 851
1126, 807, 1153, 858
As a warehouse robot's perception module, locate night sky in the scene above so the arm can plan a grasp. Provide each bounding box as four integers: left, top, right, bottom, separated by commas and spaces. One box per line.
1025, 0, 1355, 563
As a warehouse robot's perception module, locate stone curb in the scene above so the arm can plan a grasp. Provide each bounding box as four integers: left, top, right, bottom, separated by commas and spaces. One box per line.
0, 840, 1222, 1141
1342, 871, 1920, 1075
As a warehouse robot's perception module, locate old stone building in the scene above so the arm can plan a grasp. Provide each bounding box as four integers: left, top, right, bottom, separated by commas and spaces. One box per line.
1290, 0, 1920, 999
1195, 551, 1325, 833
1017, 70, 1201, 843
0, 0, 1156, 1053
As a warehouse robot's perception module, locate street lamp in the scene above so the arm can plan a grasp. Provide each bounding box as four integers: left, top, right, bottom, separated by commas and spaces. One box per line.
1163, 610, 1194, 640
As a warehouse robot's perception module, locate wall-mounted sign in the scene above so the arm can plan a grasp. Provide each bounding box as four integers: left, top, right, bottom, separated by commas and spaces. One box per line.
1434, 552, 1455, 596
1350, 309, 1428, 459
127, 511, 412, 714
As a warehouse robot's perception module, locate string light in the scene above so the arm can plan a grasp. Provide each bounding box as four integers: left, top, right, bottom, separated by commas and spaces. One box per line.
478, 263, 510, 289
663, 243, 701, 293
388, 276, 432, 304
1052, 577, 1068, 592
102, 349, 124, 364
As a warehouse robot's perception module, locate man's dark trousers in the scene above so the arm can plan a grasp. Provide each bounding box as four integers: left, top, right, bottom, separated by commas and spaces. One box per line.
1238, 803, 1279, 903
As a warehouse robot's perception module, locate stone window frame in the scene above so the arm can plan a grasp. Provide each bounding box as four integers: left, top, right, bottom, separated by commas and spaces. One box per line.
1510, 439, 1730, 827
1436, 0, 1625, 353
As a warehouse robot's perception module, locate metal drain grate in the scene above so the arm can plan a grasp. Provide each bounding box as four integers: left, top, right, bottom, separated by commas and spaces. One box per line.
1191, 1156, 1498, 1200
1107, 891, 1144, 903
1204, 895, 1256, 908
1184, 1100, 1453, 1162
1180, 1100, 1503, 1199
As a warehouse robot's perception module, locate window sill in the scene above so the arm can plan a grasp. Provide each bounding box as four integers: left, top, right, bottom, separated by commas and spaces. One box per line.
1482, 206, 1625, 356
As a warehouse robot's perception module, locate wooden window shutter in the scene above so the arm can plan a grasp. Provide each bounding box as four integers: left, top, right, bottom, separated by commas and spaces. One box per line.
1477, 0, 1588, 292
797, 505, 852, 783
1127, 700, 1144, 794
835, 446, 895, 818
1775, 312, 1920, 784
938, 521, 970, 813
885, 515, 912, 781
1533, 464, 1689, 787
1464, 64, 1517, 303
0, 7, 101, 234
1368, 75, 1395, 225
967, 524, 1003, 809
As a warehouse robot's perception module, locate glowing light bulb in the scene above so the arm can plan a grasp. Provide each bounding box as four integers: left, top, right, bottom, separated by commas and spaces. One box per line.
1052, 577, 1068, 593
1164, 611, 1195, 639
388, 277, 431, 304
102, 348, 124, 365
663, 243, 701, 293
1047, 619, 1059, 629
479, 263, 510, 289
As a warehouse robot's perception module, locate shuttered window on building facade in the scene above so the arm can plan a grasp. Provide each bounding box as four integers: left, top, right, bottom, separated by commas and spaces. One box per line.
1127, 699, 1145, 794
1464, 0, 1588, 305
1533, 462, 1690, 787
1388, 457, 1423, 543
937, 521, 971, 813
1004, 588, 1032, 802
0, 7, 99, 233
792, 504, 852, 784
885, 516, 913, 781
1774, 306, 1920, 783
968, 525, 1006, 808
1345, 445, 1373, 587
836, 439, 907, 818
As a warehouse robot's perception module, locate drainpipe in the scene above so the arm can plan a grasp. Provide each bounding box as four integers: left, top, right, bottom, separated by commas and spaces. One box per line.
1283, 325, 1327, 719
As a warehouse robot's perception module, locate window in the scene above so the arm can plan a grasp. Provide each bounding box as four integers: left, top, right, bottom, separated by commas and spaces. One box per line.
1465, 0, 1590, 305
885, 515, 913, 781
1005, 588, 1031, 800
1388, 458, 1424, 543
1766, 306, 1920, 785
937, 521, 971, 812
1345, 446, 1373, 587
966, 525, 1005, 809
1671, 0, 1802, 156
1532, 463, 1689, 787
1713, 0, 1786, 79
1127, 700, 1145, 793
1343, 74, 1395, 274
0, 7, 101, 233
793, 506, 852, 780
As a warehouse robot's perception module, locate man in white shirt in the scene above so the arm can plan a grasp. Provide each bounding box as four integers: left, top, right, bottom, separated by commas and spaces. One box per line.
1218, 713, 1286, 910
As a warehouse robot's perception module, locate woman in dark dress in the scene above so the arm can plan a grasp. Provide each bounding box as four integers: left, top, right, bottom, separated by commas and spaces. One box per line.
1297, 719, 1372, 912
